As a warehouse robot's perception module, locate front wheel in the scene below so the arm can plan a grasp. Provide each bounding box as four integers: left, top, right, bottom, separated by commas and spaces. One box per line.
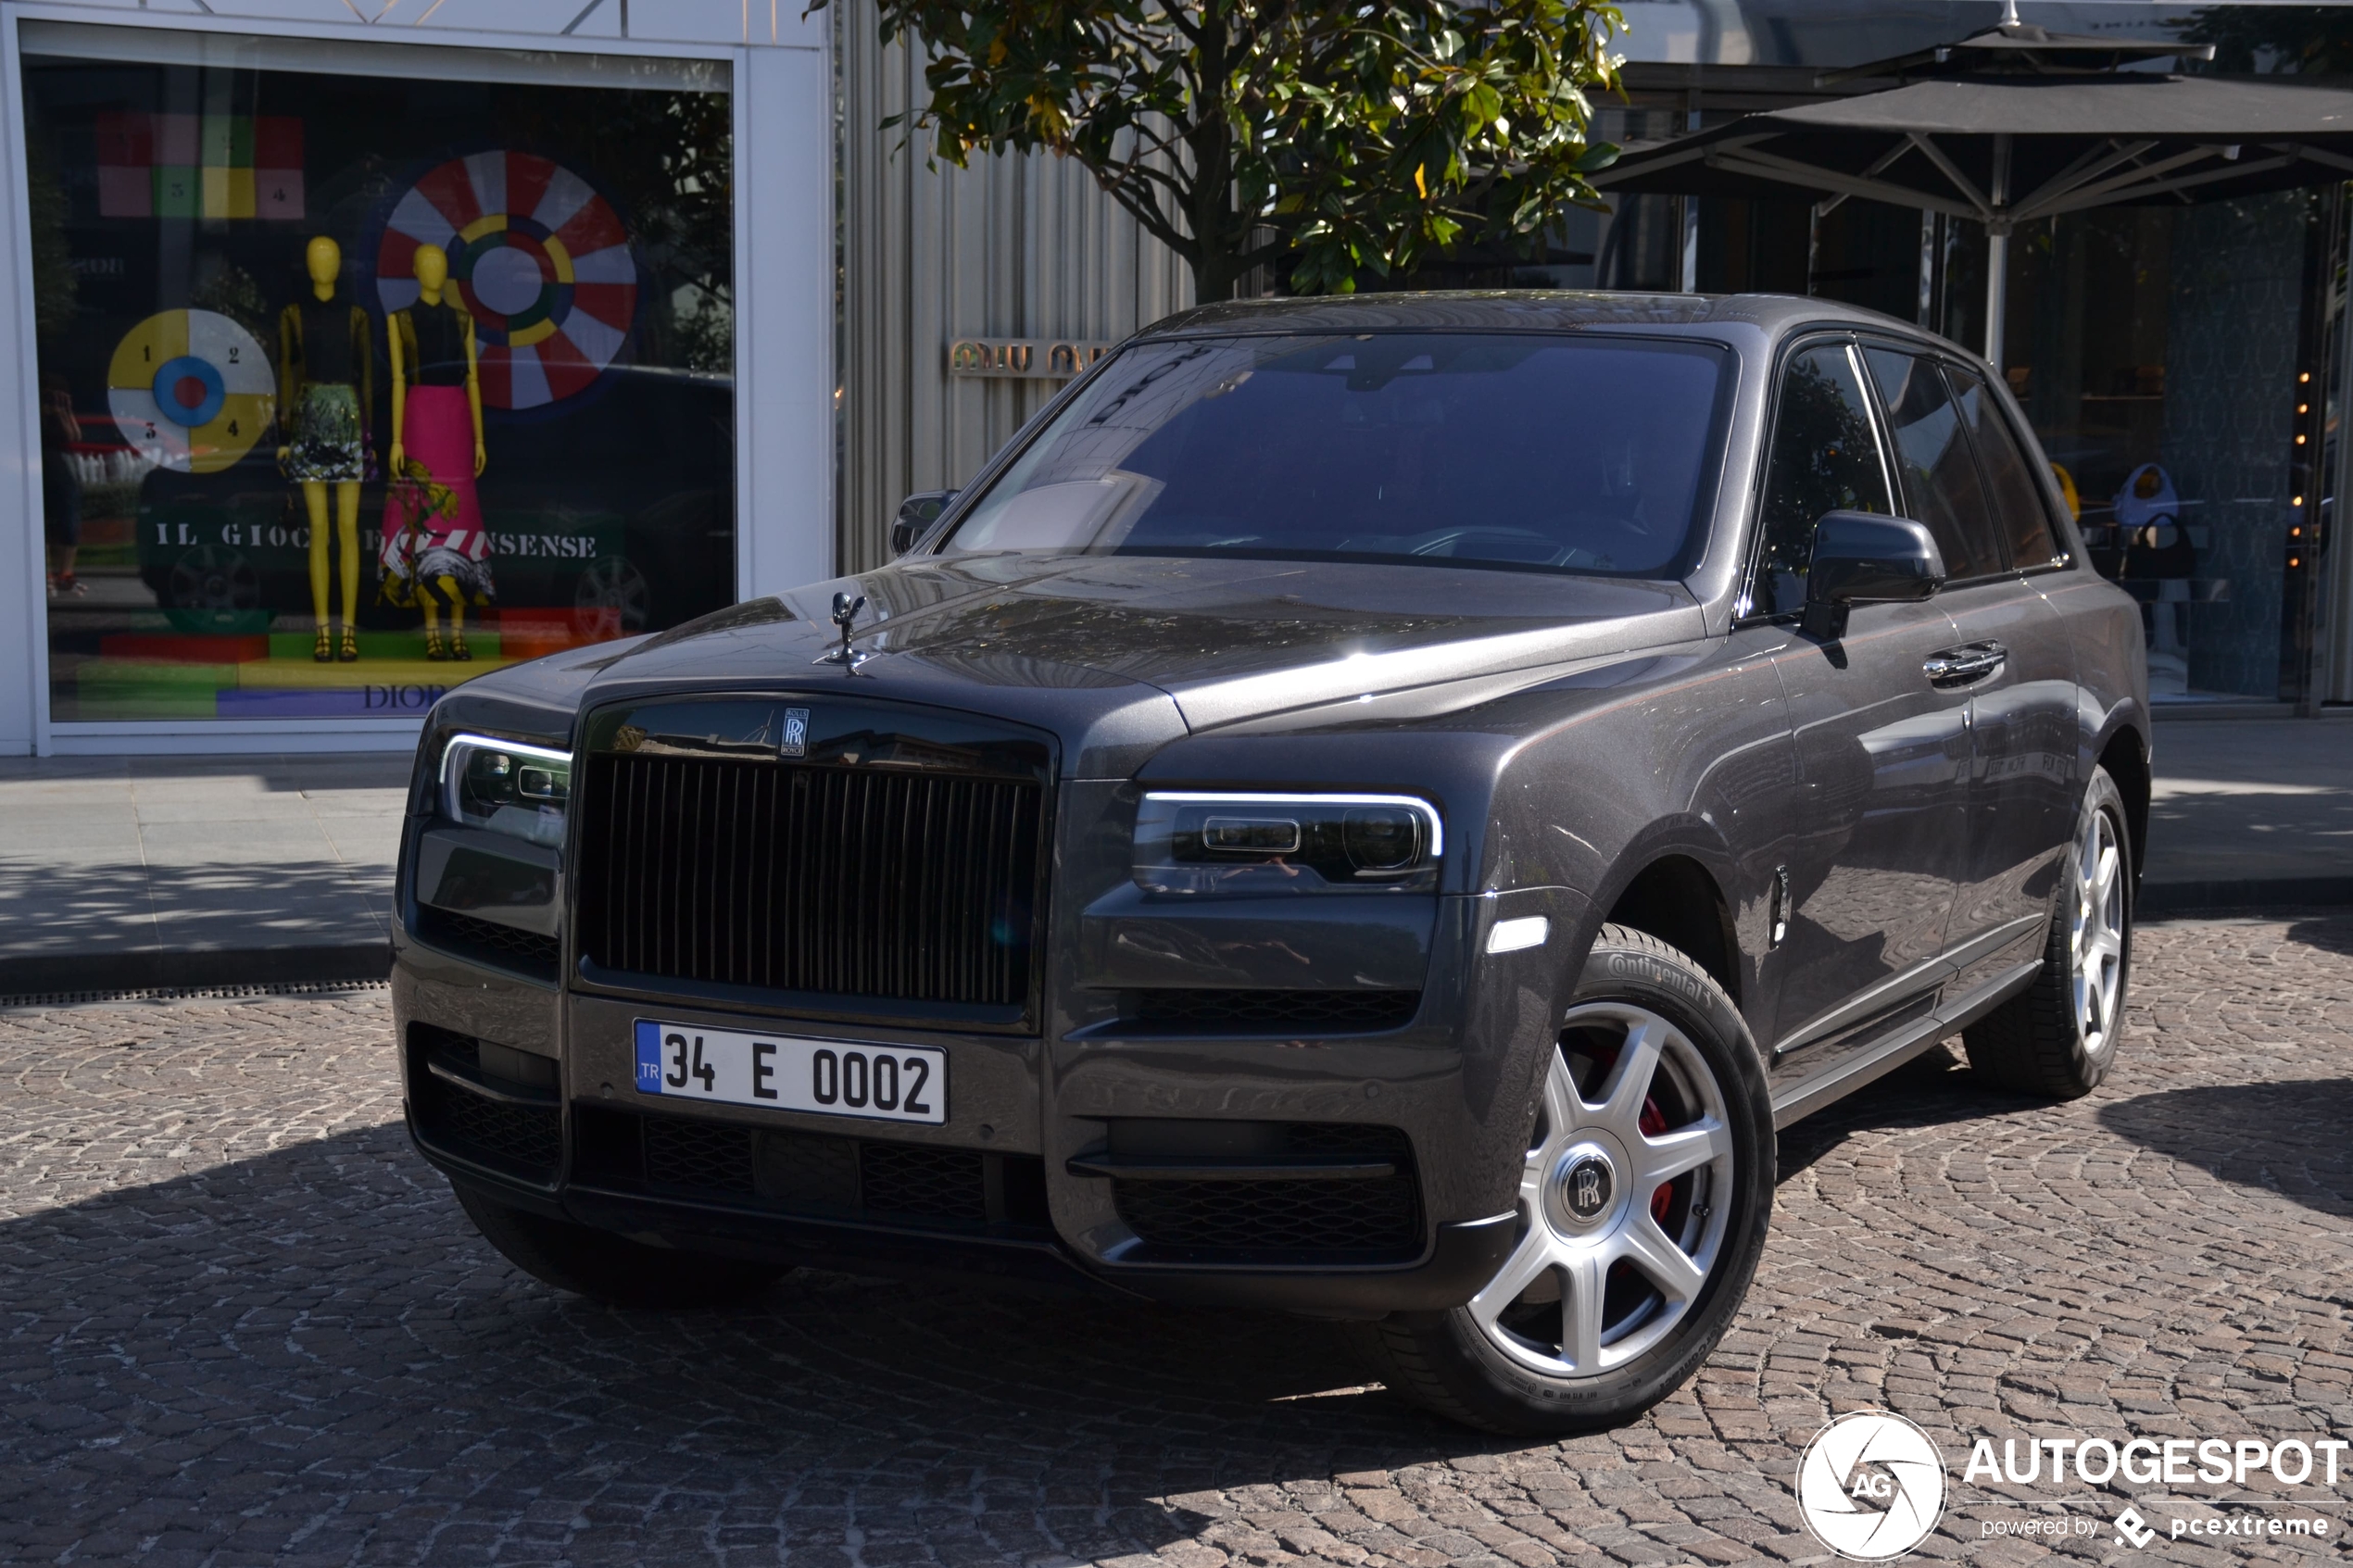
1352, 925, 1776, 1435
1963, 765, 2133, 1098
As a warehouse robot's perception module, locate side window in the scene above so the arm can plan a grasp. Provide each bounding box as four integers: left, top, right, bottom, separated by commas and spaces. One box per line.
1947, 367, 2064, 569
1753, 344, 1892, 615
1861, 348, 2004, 580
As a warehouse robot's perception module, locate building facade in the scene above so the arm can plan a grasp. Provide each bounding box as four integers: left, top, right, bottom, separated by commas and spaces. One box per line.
6, 0, 2347, 755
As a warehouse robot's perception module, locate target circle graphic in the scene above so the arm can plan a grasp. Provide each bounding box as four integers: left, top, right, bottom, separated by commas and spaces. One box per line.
107, 309, 273, 474
153, 356, 227, 428
374, 151, 639, 410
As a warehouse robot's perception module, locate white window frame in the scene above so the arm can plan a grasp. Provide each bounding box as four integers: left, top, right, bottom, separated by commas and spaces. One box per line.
0, 1, 831, 754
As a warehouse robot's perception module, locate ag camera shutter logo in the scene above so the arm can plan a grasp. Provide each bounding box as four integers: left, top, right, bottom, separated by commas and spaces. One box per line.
1796, 1411, 1948, 1560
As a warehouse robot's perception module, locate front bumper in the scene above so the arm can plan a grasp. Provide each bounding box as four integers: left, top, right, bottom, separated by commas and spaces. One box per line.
392, 879, 1579, 1316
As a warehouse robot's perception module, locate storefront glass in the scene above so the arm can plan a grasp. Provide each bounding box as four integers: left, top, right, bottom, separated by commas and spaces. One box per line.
26, 32, 735, 723
1784, 187, 2331, 704
2004, 193, 2328, 703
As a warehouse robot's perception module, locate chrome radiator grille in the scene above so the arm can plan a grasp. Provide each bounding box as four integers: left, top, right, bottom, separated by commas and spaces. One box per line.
574, 752, 1045, 1008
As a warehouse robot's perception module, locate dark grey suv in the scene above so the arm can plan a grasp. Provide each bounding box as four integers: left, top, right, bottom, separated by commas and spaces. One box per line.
394, 293, 2146, 1434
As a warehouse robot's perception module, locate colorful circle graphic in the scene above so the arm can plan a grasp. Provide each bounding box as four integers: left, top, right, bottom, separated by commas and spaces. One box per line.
374, 151, 640, 410
106, 309, 274, 475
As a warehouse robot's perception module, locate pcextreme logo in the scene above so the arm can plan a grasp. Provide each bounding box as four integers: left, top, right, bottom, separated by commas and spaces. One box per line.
2114, 1507, 2158, 1549
1796, 1411, 1948, 1561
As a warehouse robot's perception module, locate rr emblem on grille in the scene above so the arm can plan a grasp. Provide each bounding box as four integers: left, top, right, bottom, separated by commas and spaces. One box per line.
780, 708, 811, 759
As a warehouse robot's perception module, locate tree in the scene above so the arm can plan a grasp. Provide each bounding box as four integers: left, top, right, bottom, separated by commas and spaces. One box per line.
817, 0, 1626, 300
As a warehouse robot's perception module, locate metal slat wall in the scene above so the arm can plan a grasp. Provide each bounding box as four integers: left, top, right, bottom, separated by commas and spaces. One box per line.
835, 0, 1192, 573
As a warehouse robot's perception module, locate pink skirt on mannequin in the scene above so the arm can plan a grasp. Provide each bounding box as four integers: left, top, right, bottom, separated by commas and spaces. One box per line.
388, 383, 492, 598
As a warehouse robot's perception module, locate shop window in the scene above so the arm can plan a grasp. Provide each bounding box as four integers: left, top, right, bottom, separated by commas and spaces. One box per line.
27, 29, 734, 722
1861, 348, 2004, 582
1751, 344, 1892, 616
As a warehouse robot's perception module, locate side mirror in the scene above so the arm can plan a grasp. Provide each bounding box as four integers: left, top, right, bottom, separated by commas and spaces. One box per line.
890, 490, 958, 557
1803, 511, 1944, 638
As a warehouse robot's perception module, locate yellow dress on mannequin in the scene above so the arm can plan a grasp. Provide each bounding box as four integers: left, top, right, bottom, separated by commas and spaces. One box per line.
277, 235, 373, 663
387, 244, 488, 661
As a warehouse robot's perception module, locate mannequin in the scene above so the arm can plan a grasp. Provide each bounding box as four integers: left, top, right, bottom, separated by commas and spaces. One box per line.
277, 235, 373, 662
387, 243, 490, 660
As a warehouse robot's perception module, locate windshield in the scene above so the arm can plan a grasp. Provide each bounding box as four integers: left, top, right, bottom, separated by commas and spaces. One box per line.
938, 332, 1729, 577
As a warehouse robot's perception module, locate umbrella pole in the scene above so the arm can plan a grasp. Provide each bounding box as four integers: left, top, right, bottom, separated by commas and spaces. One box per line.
1985, 230, 2008, 367
1984, 134, 2012, 369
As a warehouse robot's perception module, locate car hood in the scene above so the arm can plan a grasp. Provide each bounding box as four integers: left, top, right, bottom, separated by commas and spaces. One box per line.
575, 553, 1703, 775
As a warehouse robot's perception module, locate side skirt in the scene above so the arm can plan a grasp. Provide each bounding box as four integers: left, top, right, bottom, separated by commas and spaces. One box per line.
1768, 956, 2042, 1130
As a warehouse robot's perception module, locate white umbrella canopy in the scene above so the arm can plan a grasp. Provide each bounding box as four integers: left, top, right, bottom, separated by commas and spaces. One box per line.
1593, 64, 2353, 363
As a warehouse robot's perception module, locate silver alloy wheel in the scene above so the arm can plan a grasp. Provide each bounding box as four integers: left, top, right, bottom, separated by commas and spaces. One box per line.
1469, 1002, 1737, 1378
2071, 799, 2126, 1059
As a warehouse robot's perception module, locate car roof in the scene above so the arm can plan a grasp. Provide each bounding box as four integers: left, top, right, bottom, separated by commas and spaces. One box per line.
1136, 290, 1955, 351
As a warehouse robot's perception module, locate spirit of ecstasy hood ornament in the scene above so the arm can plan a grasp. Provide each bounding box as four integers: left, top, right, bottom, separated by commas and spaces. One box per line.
815, 590, 872, 671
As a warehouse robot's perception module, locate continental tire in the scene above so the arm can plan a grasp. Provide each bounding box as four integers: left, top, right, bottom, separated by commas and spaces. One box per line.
453, 1184, 787, 1308
1352, 924, 1775, 1435
1964, 765, 2133, 1099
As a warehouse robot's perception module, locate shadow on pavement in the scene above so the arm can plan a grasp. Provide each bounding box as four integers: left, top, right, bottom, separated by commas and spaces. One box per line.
1774, 1045, 2031, 1180
0, 859, 393, 990
2286, 910, 2353, 958
0, 1123, 1518, 1561
0, 859, 390, 947
2094, 1077, 2353, 1219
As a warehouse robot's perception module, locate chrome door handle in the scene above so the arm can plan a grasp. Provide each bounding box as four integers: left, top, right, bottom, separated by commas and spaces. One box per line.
1923, 641, 2007, 686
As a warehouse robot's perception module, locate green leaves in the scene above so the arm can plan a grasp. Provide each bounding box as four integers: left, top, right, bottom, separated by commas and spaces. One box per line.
812, 0, 1624, 297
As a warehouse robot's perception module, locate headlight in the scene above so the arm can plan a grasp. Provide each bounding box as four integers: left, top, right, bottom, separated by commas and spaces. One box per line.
1133, 792, 1441, 896
441, 734, 573, 847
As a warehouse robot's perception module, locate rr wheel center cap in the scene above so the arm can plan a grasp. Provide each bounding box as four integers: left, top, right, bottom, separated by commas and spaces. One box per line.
1545, 1136, 1631, 1237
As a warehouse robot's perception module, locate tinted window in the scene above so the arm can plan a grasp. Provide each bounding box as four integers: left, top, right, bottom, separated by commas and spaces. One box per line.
942, 334, 1727, 577
1948, 368, 2062, 569
1862, 348, 2005, 580
1754, 344, 1892, 615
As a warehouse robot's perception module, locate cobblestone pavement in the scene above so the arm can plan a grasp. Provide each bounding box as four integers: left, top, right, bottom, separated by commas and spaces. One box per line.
3, 917, 2350, 1568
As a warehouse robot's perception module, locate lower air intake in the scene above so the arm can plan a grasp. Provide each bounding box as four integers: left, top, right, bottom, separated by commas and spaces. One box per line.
1109, 1123, 1424, 1263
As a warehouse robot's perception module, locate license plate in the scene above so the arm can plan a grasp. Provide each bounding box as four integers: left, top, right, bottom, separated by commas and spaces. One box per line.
632, 1020, 946, 1125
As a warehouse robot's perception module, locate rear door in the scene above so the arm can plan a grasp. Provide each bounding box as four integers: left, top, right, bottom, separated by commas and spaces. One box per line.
1931, 361, 2081, 998
1755, 339, 1971, 1066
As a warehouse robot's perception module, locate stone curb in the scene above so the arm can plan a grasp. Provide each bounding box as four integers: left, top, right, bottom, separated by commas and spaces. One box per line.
0, 943, 391, 999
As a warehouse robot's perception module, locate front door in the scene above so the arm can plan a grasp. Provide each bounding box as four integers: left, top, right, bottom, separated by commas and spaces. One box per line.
1743, 339, 1974, 1063
1772, 606, 1974, 1054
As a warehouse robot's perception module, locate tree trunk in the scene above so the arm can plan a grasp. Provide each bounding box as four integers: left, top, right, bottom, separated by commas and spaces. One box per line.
1182, 17, 1240, 307
1191, 252, 1242, 304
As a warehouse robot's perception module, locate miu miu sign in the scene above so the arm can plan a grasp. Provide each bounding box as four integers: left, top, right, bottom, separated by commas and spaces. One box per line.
948, 338, 1114, 379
